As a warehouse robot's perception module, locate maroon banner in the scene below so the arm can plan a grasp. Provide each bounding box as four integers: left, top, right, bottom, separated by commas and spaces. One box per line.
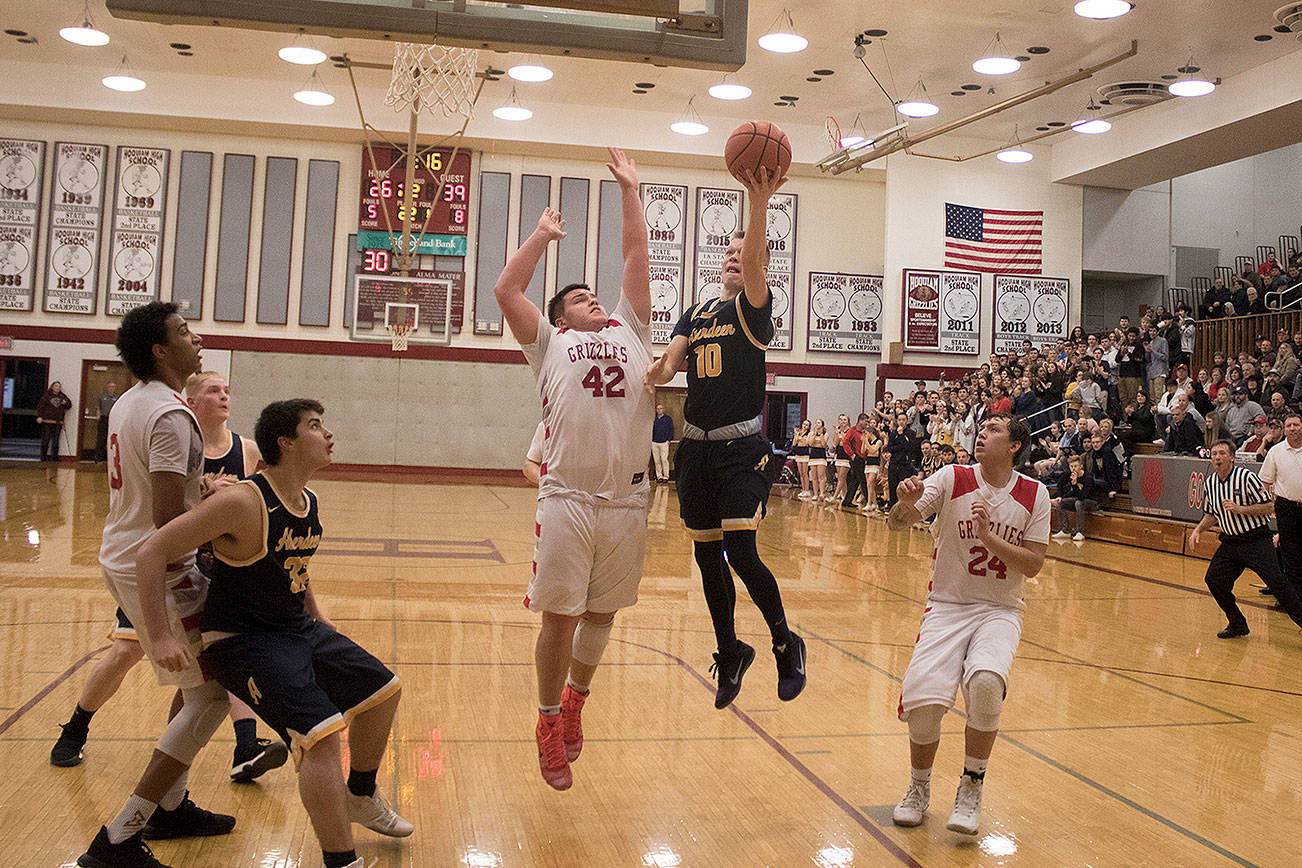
902, 268, 941, 351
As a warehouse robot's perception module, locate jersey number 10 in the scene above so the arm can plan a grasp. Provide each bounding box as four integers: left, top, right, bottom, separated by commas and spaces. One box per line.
695, 342, 722, 378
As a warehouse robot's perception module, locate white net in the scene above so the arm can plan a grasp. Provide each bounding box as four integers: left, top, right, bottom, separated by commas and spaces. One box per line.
386, 43, 480, 119
388, 321, 411, 352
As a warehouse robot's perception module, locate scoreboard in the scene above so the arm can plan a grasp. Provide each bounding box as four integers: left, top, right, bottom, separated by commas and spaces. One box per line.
358, 144, 471, 246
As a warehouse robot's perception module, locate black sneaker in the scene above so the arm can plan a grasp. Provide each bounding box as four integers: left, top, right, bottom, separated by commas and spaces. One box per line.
142, 793, 236, 840
77, 826, 169, 868
230, 737, 289, 783
709, 641, 755, 709
1258, 587, 1275, 595
1217, 623, 1250, 639
774, 632, 807, 701
51, 722, 89, 767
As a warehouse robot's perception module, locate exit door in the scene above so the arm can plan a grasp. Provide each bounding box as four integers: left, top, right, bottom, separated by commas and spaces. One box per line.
78, 360, 134, 460
765, 392, 806, 447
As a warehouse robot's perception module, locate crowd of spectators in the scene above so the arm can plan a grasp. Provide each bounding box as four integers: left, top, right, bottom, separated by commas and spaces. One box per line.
1199, 248, 1302, 319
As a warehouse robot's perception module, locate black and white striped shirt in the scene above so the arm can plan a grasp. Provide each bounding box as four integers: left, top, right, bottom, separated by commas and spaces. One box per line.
1203, 466, 1273, 539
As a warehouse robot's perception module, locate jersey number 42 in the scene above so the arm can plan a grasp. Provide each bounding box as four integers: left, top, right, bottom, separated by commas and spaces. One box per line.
582, 364, 626, 398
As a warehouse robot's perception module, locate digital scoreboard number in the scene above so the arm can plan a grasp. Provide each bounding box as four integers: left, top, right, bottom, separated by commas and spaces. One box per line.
358, 144, 471, 240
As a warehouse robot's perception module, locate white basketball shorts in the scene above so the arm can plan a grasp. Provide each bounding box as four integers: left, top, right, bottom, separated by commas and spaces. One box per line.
897, 600, 1022, 720
102, 564, 209, 689
527, 493, 647, 616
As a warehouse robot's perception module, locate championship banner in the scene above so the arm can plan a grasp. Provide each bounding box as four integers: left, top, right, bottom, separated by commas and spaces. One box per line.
640, 182, 687, 344
807, 271, 882, 354
992, 274, 1069, 355
107, 146, 170, 316
902, 268, 941, 350
0, 138, 45, 311
44, 142, 108, 314
939, 270, 982, 355
691, 186, 740, 306
764, 192, 797, 350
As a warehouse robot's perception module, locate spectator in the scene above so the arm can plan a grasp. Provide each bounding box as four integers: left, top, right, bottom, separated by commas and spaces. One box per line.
1174, 391, 1206, 433
651, 403, 674, 482
1084, 432, 1124, 498
35, 381, 73, 463
1242, 416, 1271, 455
1154, 378, 1180, 441
988, 385, 1011, 415
1146, 327, 1169, 400
1059, 416, 1080, 453
1117, 327, 1146, 413
1276, 343, 1299, 392
1052, 455, 1097, 541
1259, 250, 1280, 278
1203, 411, 1232, 451
1267, 389, 1289, 423
1097, 418, 1125, 465
1201, 278, 1232, 319
95, 380, 119, 462
1241, 286, 1268, 315
1207, 367, 1227, 401
1073, 369, 1103, 417
1222, 386, 1265, 445
1122, 395, 1157, 452
1165, 404, 1203, 455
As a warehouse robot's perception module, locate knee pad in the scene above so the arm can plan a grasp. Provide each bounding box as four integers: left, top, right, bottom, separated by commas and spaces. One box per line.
963, 670, 1005, 732
571, 616, 614, 667
156, 681, 229, 764
905, 704, 946, 745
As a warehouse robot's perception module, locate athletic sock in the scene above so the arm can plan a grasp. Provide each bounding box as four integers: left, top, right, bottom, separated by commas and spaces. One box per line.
566, 677, 590, 695
539, 704, 562, 717
106, 794, 158, 844
963, 755, 988, 779
347, 767, 378, 799
910, 766, 932, 786
68, 704, 95, 731
722, 531, 792, 648
323, 850, 358, 868
232, 717, 258, 750
157, 772, 187, 811
694, 540, 738, 653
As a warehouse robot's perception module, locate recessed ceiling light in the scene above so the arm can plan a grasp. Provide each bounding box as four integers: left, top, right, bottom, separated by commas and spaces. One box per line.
1015, 55, 1031, 62
1026, 46, 1051, 54
864, 29, 888, 37
178, 51, 193, 56
709, 82, 752, 100
1254, 34, 1273, 42
5, 29, 27, 36
16, 37, 35, 43
780, 95, 799, 101
635, 81, 655, 88
169, 42, 190, 49
951, 91, 966, 96
1073, 0, 1133, 20
280, 45, 327, 65
961, 84, 982, 91
813, 68, 835, 75
508, 62, 553, 82
632, 88, 647, 94
806, 77, 821, 82
758, 9, 807, 53
1036, 126, 1050, 131
1046, 121, 1066, 127
997, 148, 1033, 163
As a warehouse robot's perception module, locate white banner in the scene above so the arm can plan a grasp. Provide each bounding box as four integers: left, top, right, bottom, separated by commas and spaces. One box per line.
107, 146, 170, 316
807, 271, 882, 353
641, 182, 686, 344
691, 186, 741, 307
939, 270, 982, 355
44, 142, 108, 314
0, 138, 45, 311
992, 274, 1069, 355
764, 192, 797, 350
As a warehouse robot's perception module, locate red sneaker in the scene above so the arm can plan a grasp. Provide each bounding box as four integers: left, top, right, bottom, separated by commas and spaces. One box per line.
561, 685, 588, 762
535, 713, 572, 790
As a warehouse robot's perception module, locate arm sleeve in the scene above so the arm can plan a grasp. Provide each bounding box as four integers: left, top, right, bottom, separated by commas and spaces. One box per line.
1027, 484, 1052, 544
737, 288, 775, 345
526, 422, 545, 464
518, 309, 552, 374
149, 410, 196, 476
1259, 452, 1277, 485
1203, 479, 1216, 516
1245, 473, 1272, 504
913, 464, 951, 521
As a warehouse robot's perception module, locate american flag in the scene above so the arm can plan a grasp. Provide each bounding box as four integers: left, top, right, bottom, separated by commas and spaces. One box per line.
944, 203, 1042, 274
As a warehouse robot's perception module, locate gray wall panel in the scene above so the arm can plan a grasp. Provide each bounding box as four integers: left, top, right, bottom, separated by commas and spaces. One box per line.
556, 176, 589, 294
171, 151, 212, 318
518, 174, 551, 310
214, 153, 255, 322
595, 179, 623, 310
344, 233, 359, 329
256, 156, 297, 324
473, 171, 510, 335
299, 159, 339, 327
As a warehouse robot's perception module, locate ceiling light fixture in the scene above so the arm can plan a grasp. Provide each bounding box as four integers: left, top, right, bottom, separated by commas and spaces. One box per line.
670, 95, 709, 136
60, 1, 110, 46
102, 55, 145, 92
996, 125, 1033, 163
839, 112, 868, 147
279, 30, 326, 65
293, 69, 334, 106
708, 76, 752, 101
757, 9, 808, 54
1070, 98, 1111, 134
972, 32, 1021, 75
492, 86, 532, 121
508, 57, 554, 82
1073, 0, 1134, 19
1168, 53, 1215, 97
895, 79, 939, 117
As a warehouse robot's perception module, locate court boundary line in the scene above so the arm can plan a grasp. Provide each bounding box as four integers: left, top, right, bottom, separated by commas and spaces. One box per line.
0, 645, 106, 736
1044, 553, 1279, 612
802, 626, 1259, 868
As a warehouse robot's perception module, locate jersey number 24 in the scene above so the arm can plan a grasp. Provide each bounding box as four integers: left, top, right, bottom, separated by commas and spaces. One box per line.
967, 545, 1008, 580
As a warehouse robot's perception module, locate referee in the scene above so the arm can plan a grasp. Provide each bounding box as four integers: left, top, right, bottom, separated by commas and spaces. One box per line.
1189, 440, 1302, 638
1259, 411, 1302, 595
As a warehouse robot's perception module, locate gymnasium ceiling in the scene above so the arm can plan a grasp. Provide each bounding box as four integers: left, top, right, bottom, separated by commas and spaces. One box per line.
1, 1, 1299, 180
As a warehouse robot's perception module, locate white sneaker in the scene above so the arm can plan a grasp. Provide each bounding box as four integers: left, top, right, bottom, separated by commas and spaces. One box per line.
1073, 532, 1085, 541
946, 774, 983, 835
1052, 531, 1070, 539
347, 787, 414, 837
325, 859, 372, 868
892, 780, 930, 826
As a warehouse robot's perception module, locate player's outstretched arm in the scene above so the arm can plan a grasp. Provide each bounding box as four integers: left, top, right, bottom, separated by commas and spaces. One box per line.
136, 484, 263, 672
496, 208, 565, 344
646, 335, 689, 388
608, 148, 650, 325
737, 165, 788, 310
887, 475, 925, 530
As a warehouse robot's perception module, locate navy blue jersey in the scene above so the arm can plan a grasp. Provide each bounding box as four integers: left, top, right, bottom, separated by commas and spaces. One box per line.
671, 291, 773, 431
205, 432, 250, 479
202, 473, 322, 634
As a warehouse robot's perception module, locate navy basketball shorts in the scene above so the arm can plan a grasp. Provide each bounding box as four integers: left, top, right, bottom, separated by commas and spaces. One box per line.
108, 607, 138, 642
675, 433, 776, 542
200, 621, 399, 764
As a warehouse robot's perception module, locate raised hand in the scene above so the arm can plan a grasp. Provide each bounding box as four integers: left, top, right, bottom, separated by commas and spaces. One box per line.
897, 474, 925, 507
606, 147, 639, 190
738, 164, 788, 202
972, 499, 991, 541
535, 207, 566, 242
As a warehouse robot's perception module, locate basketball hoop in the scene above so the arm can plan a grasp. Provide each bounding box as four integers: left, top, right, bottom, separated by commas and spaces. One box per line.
387, 320, 412, 352
386, 43, 480, 121
825, 116, 842, 152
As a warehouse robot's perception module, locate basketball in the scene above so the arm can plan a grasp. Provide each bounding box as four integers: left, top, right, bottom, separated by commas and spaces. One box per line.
724, 121, 792, 184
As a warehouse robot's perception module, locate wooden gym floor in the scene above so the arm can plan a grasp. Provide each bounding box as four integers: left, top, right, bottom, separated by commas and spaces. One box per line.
2, 464, 1300, 867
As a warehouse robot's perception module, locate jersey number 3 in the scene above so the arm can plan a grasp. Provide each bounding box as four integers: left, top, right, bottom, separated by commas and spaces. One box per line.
967, 545, 1008, 580
108, 433, 123, 490
582, 365, 626, 398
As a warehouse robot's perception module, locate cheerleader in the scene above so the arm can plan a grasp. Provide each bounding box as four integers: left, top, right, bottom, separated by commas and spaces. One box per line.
831, 414, 851, 504
808, 419, 828, 501
793, 419, 812, 498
